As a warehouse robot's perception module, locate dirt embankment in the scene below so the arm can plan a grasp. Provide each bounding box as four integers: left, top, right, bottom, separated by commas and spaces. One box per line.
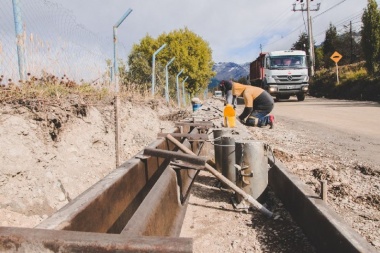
0, 97, 178, 227
0, 96, 379, 252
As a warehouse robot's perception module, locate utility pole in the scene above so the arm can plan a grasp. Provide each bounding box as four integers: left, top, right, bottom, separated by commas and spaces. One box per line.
350, 21, 353, 63
344, 21, 354, 63
293, 0, 320, 76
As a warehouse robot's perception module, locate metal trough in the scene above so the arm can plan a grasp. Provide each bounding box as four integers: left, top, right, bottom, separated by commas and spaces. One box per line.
0, 122, 212, 252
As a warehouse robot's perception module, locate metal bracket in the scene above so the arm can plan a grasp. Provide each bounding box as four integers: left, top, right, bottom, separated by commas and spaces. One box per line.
135, 154, 149, 160
235, 164, 253, 185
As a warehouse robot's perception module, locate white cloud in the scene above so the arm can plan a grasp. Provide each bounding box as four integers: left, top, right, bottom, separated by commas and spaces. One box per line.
9, 0, 380, 67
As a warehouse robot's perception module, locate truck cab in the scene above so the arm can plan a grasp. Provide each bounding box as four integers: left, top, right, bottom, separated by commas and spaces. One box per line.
250, 50, 309, 101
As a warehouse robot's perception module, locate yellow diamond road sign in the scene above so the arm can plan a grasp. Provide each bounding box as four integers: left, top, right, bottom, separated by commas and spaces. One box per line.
330, 51, 343, 63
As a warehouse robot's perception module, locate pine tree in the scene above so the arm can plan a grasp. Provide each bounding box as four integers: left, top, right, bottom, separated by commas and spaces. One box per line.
292, 32, 309, 52
323, 23, 339, 68
314, 47, 324, 70
361, 0, 380, 75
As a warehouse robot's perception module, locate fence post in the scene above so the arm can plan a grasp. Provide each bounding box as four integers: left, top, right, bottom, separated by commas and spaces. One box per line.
165, 57, 175, 103
12, 0, 27, 82
151, 43, 167, 96
176, 69, 184, 107
182, 76, 188, 107
113, 8, 133, 167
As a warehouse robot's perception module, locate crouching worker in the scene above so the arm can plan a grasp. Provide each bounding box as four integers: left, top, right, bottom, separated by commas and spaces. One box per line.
236, 84, 275, 129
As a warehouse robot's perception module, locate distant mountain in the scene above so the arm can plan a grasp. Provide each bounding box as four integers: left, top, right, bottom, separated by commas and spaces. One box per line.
213, 62, 249, 80
209, 62, 250, 89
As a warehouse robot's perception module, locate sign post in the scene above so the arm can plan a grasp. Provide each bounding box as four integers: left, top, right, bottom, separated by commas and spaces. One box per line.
330, 51, 343, 84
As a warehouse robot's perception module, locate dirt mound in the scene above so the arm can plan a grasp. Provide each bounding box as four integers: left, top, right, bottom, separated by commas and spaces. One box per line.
0, 96, 179, 227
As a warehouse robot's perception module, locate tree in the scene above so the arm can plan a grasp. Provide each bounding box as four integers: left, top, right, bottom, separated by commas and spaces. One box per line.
361, 0, 380, 75
323, 23, 339, 68
127, 35, 157, 87
292, 32, 309, 52
337, 26, 363, 65
292, 32, 321, 71
127, 28, 215, 97
314, 46, 324, 70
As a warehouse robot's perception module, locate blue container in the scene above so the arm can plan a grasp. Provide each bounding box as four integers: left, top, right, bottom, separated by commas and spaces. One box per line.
192, 103, 202, 112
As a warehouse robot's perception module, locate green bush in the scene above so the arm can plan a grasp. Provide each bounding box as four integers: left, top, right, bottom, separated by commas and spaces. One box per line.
310, 63, 380, 102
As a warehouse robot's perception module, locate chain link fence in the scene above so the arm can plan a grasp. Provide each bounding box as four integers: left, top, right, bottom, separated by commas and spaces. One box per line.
0, 0, 128, 86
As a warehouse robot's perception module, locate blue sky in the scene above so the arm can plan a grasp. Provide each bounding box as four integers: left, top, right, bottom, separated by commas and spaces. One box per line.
54, 0, 378, 64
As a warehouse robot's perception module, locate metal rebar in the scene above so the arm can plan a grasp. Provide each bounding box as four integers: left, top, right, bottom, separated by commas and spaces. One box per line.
143, 148, 207, 166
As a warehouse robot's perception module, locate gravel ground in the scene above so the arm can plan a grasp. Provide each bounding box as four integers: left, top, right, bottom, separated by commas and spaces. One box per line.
181, 98, 380, 252
0, 96, 378, 252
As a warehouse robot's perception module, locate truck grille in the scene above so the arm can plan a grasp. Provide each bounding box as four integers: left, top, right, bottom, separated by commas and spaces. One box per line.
274, 75, 303, 83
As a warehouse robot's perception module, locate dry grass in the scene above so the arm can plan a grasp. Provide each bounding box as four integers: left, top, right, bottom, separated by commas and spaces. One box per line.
0, 73, 173, 112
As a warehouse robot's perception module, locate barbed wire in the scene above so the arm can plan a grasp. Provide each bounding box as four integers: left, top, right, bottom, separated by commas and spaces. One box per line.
0, 0, 128, 86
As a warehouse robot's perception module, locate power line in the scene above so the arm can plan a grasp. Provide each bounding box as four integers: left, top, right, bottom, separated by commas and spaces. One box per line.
292, 0, 321, 76
313, 0, 346, 19
333, 12, 363, 28
263, 24, 304, 47
253, 9, 294, 45
312, 12, 363, 40
262, 0, 365, 50
263, 0, 363, 46
302, 11, 308, 32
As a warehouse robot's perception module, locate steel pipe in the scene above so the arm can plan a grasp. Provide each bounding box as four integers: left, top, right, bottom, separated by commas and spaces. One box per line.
166, 134, 273, 218
221, 135, 236, 187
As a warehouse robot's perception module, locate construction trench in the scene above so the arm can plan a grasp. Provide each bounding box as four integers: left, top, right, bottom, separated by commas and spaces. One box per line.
0, 100, 377, 253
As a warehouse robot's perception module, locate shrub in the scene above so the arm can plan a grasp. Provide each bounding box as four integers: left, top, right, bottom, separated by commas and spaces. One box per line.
310, 62, 380, 102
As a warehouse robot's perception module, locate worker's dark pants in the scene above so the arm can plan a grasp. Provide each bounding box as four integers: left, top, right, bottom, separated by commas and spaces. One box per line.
246, 104, 273, 127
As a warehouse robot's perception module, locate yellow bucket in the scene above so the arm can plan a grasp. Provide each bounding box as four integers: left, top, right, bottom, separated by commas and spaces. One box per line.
223, 104, 236, 128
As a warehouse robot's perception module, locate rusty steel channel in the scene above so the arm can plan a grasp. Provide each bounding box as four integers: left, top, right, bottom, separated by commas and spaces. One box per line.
0, 102, 377, 253
0, 121, 213, 252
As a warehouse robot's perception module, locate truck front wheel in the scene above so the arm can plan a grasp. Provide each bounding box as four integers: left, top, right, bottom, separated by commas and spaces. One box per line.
297, 93, 305, 101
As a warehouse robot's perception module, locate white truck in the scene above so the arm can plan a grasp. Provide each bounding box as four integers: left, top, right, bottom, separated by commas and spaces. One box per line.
213, 90, 223, 98
249, 50, 309, 101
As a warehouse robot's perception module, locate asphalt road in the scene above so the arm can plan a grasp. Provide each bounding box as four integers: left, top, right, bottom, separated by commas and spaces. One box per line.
272, 96, 380, 168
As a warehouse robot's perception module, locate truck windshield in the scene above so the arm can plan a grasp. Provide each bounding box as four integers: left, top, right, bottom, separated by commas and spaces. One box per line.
268, 55, 307, 69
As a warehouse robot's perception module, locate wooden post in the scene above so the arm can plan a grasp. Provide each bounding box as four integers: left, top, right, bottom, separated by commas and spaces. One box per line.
321, 180, 327, 203
115, 94, 121, 167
